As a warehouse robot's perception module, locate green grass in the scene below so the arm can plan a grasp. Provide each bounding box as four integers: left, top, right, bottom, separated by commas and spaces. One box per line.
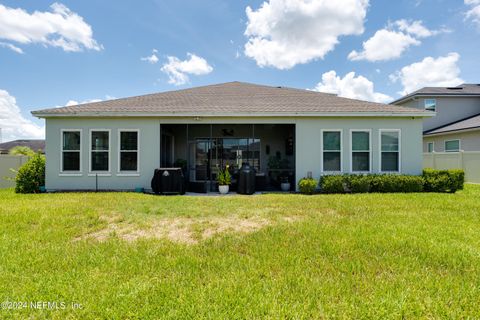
1, 186, 480, 319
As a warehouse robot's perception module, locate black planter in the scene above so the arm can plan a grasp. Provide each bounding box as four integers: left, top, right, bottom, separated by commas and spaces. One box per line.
237, 162, 256, 195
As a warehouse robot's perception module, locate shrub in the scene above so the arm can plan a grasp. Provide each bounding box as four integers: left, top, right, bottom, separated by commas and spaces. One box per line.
15, 153, 45, 193
9, 146, 36, 156
348, 175, 371, 193
320, 175, 346, 193
423, 168, 464, 193
298, 178, 318, 194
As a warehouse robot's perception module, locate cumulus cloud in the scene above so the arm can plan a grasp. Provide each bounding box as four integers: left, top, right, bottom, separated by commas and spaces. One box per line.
0, 41, 24, 54
348, 20, 447, 62
0, 2, 101, 53
465, 0, 480, 28
0, 90, 44, 142
244, 0, 369, 69
65, 98, 103, 106
160, 53, 213, 85
141, 49, 159, 64
312, 70, 392, 103
390, 53, 463, 95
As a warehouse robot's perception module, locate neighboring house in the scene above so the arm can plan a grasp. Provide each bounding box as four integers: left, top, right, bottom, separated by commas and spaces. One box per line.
391, 84, 480, 153
31, 82, 432, 192
0, 139, 45, 154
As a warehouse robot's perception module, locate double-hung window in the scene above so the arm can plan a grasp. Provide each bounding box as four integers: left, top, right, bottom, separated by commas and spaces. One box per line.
322, 130, 342, 172
119, 130, 139, 172
351, 130, 370, 172
90, 130, 110, 172
380, 130, 400, 172
61, 130, 81, 172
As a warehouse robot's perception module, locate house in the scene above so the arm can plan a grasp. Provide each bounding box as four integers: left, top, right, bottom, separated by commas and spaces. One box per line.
0, 139, 45, 155
31, 82, 432, 192
391, 84, 480, 153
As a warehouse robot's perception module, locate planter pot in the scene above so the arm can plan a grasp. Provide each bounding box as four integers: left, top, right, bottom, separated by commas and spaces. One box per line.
218, 185, 229, 194
280, 182, 291, 192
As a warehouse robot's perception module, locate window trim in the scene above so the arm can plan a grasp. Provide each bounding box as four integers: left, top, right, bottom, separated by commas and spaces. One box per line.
379, 129, 401, 173
349, 129, 372, 173
424, 98, 436, 111
427, 142, 434, 153
118, 129, 140, 174
444, 139, 460, 152
60, 129, 82, 175
320, 129, 343, 173
89, 129, 111, 173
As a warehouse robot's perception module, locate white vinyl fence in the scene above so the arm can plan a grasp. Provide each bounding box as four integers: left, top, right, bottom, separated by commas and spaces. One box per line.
0, 155, 29, 189
423, 151, 480, 183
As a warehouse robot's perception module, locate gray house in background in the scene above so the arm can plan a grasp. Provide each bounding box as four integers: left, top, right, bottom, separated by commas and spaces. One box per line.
32, 82, 432, 192
392, 84, 480, 153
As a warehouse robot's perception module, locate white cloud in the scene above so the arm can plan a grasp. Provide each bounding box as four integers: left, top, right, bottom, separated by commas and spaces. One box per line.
65, 98, 102, 106
390, 53, 463, 95
0, 41, 24, 54
0, 2, 101, 53
348, 20, 446, 62
312, 70, 392, 103
160, 53, 213, 86
141, 49, 159, 64
0, 90, 44, 142
465, 0, 480, 28
244, 0, 369, 69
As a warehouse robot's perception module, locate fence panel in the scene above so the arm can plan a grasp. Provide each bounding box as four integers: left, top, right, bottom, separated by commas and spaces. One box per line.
0, 155, 29, 189
423, 151, 480, 183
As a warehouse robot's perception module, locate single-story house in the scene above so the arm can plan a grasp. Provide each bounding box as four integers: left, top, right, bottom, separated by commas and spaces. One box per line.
32, 82, 433, 192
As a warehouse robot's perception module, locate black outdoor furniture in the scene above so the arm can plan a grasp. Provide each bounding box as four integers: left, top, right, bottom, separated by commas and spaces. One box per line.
151, 168, 186, 195
237, 162, 256, 195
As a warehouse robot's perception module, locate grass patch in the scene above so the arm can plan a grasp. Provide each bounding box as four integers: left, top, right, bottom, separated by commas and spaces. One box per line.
0, 186, 479, 318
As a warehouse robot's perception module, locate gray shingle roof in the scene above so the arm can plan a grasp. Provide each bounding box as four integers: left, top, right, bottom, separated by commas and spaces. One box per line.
424, 113, 480, 135
32, 81, 428, 117
392, 83, 480, 104
0, 139, 45, 154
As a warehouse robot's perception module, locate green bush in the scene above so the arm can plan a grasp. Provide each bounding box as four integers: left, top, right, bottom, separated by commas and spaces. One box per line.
298, 178, 318, 195
423, 168, 464, 193
320, 175, 346, 193
320, 174, 424, 194
15, 153, 45, 194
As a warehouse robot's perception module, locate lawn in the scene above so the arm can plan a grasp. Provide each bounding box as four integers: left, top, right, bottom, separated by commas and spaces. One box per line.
1, 186, 480, 319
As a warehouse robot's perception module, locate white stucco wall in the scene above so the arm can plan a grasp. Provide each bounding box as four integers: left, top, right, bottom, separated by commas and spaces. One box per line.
45, 116, 424, 191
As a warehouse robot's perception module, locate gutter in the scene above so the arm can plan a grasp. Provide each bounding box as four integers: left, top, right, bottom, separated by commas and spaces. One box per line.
423, 126, 480, 137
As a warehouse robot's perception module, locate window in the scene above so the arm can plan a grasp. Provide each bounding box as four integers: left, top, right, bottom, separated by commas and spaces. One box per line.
322, 130, 342, 172
380, 130, 400, 172
424, 99, 436, 111
351, 130, 370, 172
61, 130, 81, 172
427, 142, 434, 153
119, 130, 139, 171
445, 139, 460, 152
90, 130, 110, 172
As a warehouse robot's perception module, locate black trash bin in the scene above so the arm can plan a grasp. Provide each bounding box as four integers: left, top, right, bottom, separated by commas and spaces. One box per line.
237, 162, 256, 195
151, 168, 185, 195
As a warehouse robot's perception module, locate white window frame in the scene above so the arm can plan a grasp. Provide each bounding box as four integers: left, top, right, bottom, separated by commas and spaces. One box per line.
379, 129, 401, 173
424, 99, 436, 111
118, 129, 140, 176
89, 129, 111, 176
444, 139, 460, 152
320, 129, 343, 173
60, 129, 82, 176
350, 129, 372, 173
427, 142, 434, 153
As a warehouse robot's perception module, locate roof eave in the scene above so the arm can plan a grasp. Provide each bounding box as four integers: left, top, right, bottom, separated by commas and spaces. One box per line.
31, 111, 434, 118
391, 93, 480, 105
424, 126, 480, 137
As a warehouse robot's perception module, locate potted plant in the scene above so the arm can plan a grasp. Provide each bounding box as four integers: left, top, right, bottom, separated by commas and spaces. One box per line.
280, 176, 290, 192
217, 165, 231, 194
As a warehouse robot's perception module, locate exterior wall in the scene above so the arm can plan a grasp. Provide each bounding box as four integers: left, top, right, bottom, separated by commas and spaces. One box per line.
45, 118, 160, 191
397, 96, 480, 131
45, 116, 424, 191
423, 130, 480, 152
0, 155, 29, 188
295, 117, 424, 185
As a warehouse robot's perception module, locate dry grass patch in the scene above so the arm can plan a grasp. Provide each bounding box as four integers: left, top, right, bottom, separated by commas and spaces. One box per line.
78, 213, 303, 244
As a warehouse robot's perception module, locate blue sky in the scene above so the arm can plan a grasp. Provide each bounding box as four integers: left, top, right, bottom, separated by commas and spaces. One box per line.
0, 0, 479, 141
